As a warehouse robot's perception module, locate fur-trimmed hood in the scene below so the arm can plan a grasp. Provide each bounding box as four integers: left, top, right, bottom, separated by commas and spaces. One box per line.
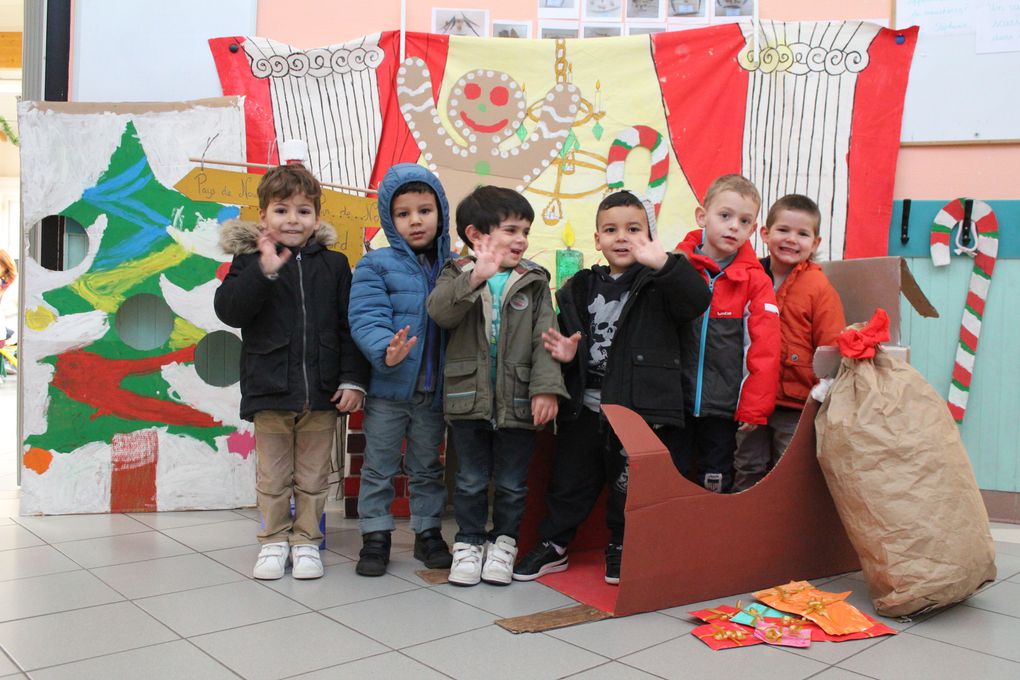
218, 218, 338, 255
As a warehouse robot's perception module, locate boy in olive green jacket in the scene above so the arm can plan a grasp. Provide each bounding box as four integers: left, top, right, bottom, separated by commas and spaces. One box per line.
427, 186, 567, 587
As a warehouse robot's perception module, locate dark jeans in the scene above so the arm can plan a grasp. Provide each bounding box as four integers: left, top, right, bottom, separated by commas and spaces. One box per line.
450, 420, 535, 545
674, 415, 738, 493
538, 407, 686, 547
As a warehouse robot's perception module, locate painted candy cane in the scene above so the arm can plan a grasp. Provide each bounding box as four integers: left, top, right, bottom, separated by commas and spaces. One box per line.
606, 125, 669, 216
930, 198, 999, 423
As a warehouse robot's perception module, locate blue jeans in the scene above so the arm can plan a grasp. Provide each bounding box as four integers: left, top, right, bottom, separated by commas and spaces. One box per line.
450, 420, 535, 545
357, 392, 447, 534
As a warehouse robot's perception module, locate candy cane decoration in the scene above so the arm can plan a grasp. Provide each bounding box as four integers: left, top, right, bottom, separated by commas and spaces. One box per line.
606, 125, 669, 216
930, 198, 999, 423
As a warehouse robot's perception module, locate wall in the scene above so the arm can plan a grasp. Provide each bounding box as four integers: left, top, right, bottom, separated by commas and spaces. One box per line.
249, 0, 1020, 496
254, 0, 1019, 202
58, 1, 1019, 497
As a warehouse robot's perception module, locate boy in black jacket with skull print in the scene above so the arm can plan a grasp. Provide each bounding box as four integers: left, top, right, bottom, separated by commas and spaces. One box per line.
512, 190, 710, 585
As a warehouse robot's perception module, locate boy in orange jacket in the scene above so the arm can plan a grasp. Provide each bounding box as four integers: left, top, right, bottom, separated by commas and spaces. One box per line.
731, 194, 845, 492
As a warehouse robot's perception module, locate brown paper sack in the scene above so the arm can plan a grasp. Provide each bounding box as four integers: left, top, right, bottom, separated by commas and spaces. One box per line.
815, 351, 996, 617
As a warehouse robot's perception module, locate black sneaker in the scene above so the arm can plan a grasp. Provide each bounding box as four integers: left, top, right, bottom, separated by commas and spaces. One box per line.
355, 531, 391, 577
512, 541, 568, 581
414, 528, 453, 569
604, 543, 623, 585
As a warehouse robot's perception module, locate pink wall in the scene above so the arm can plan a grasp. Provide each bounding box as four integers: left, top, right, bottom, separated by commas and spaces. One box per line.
255, 0, 1020, 200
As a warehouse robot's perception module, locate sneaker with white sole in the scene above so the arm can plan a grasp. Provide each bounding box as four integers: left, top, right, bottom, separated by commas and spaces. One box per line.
512, 540, 568, 581
291, 544, 324, 579
447, 542, 484, 586
481, 535, 517, 585
604, 542, 623, 585
253, 541, 289, 580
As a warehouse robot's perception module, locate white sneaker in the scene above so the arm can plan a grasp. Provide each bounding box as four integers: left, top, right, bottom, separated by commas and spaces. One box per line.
447, 542, 484, 586
291, 544, 324, 579
481, 535, 517, 586
253, 542, 289, 580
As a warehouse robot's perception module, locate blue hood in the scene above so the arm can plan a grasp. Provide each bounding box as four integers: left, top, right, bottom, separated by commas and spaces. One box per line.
376, 163, 452, 260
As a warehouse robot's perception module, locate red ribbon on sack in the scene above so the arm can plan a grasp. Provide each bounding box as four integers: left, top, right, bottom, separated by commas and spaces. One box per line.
837, 308, 891, 359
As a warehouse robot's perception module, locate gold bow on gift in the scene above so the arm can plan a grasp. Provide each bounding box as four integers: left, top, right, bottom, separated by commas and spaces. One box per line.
698, 623, 748, 643
712, 626, 748, 642
803, 598, 835, 620
703, 608, 733, 622
780, 615, 810, 628
754, 580, 812, 603
762, 626, 785, 644
743, 605, 767, 625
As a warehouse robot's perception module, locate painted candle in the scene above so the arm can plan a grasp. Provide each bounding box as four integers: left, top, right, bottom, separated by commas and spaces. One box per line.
556, 220, 584, 288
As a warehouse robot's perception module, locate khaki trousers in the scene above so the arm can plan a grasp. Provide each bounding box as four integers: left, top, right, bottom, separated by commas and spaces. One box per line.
254, 409, 337, 545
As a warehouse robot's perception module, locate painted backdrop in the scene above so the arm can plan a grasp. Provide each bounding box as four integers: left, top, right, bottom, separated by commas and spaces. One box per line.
18, 100, 255, 514
211, 22, 917, 269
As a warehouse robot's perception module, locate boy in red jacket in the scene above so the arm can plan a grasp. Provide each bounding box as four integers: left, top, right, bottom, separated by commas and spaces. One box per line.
731, 194, 845, 492
674, 174, 780, 493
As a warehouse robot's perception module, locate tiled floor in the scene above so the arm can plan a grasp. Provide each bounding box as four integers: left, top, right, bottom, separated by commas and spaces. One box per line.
2, 377, 1020, 678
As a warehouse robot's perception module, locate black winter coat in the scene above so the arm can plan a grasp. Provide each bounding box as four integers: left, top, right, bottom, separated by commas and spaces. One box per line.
214, 220, 369, 421
556, 254, 711, 426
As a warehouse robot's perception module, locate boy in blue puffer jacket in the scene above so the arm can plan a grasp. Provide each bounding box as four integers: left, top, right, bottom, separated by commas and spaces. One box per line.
349, 164, 453, 576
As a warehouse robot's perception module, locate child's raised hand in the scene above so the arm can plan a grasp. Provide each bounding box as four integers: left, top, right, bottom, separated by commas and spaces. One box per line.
332, 388, 364, 413
469, 234, 506, 288
631, 230, 668, 271
258, 231, 291, 276
384, 325, 418, 366
542, 328, 581, 363
532, 393, 559, 426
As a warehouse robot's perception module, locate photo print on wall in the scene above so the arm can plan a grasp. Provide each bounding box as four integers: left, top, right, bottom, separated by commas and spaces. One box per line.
538, 0, 579, 19
583, 23, 623, 37
432, 8, 490, 36
667, 0, 706, 19
627, 0, 666, 22
539, 21, 580, 38
583, 0, 623, 21
715, 0, 753, 20
493, 20, 532, 38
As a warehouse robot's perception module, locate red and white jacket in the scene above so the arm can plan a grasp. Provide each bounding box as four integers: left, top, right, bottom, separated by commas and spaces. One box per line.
675, 230, 780, 425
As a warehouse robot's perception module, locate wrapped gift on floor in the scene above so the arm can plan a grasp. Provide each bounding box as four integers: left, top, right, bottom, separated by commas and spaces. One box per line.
754, 620, 812, 647
688, 604, 741, 623
731, 601, 789, 627
754, 581, 874, 635
691, 621, 762, 650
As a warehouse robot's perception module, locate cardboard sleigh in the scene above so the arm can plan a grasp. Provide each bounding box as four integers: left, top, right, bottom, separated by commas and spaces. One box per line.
503, 257, 938, 631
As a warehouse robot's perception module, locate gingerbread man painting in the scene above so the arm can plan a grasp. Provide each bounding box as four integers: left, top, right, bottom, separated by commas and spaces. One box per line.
397, 57, 581, 219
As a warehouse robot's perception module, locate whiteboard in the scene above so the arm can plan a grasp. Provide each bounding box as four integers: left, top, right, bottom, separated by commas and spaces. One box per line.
71, 0, 257, 102
897, 1, 1020, 143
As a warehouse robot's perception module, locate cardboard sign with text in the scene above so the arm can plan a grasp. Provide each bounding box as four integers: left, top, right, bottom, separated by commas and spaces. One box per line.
176, 167, 376, 265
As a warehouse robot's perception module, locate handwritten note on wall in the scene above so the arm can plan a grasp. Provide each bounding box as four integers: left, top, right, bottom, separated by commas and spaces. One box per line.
977, 2, 1020, 54
897, 0, 1020, 141
897, 0, 974, 36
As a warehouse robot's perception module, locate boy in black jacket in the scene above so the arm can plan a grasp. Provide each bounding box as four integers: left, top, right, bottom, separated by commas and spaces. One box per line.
513, 190, 710, 584
215, 165, 369, 581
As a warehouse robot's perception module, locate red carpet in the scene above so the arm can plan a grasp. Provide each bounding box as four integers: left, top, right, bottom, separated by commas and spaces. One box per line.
538, 548, 619, 614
